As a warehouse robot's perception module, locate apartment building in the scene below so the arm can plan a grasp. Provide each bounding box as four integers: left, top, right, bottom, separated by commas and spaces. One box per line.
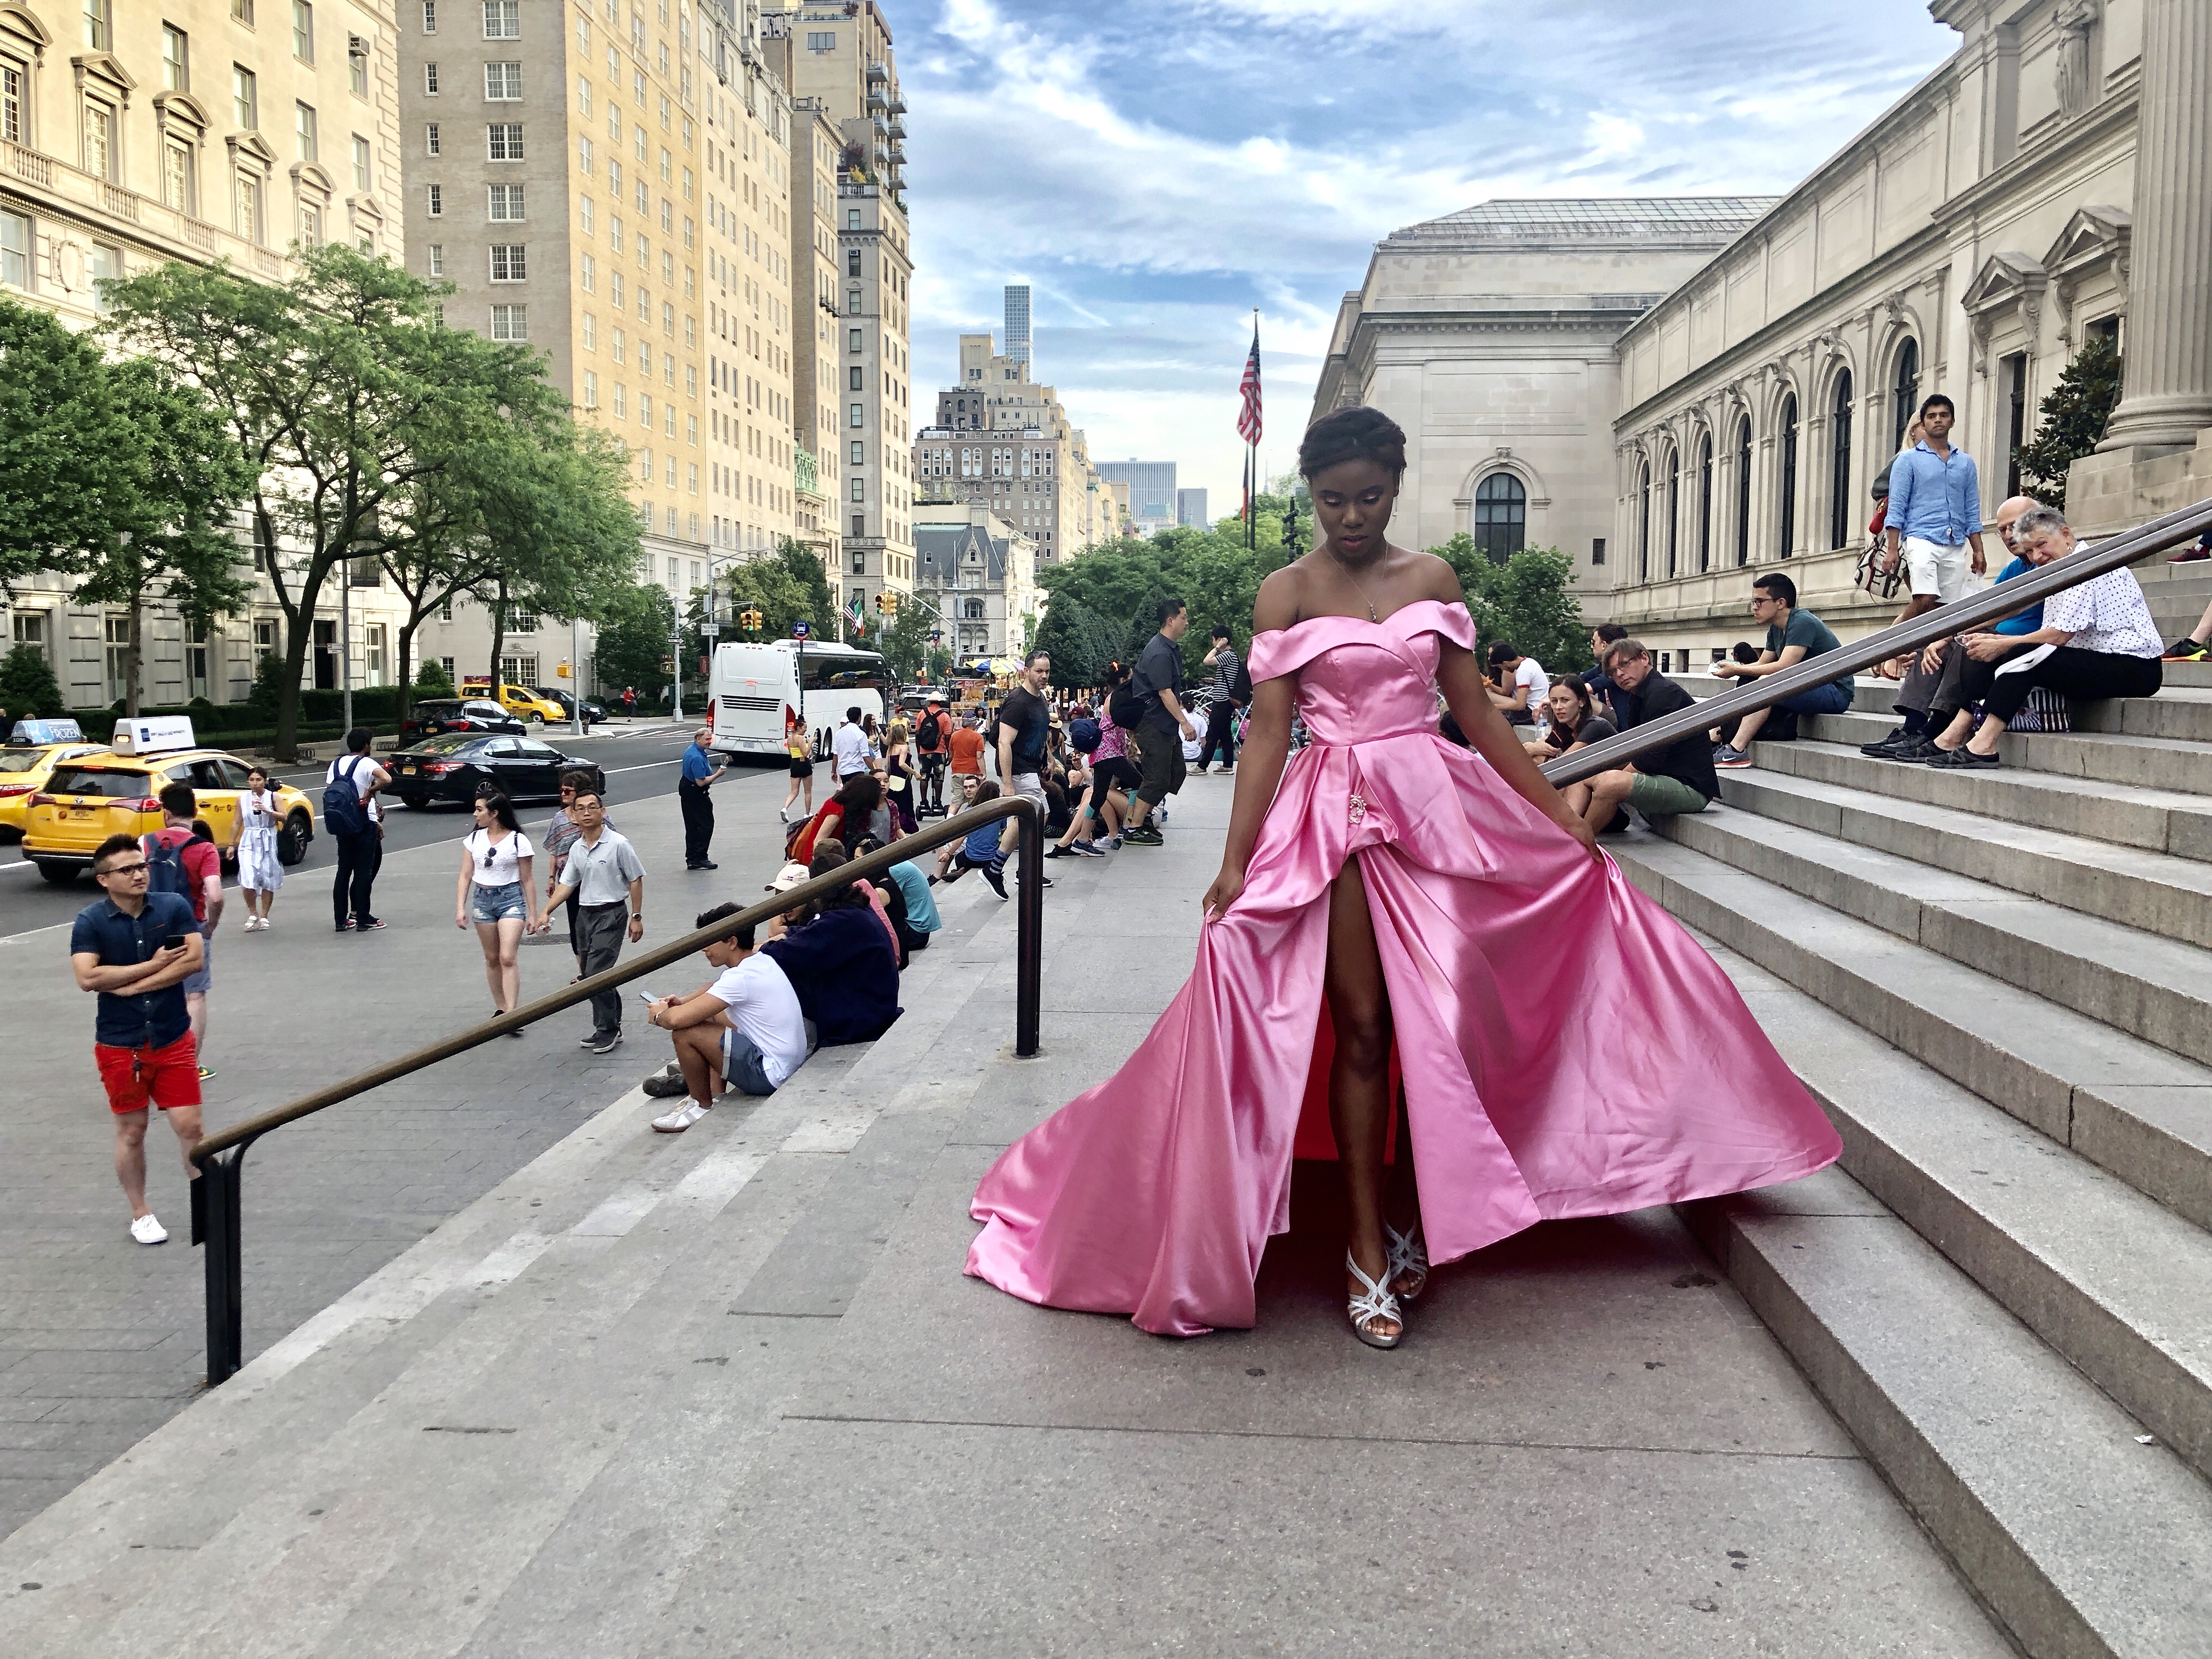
913, 501, 1039, 668
761, 2, 910, 617
782, 96, 840, 571
0, 0, 411, 709
915, 330, 1114, 565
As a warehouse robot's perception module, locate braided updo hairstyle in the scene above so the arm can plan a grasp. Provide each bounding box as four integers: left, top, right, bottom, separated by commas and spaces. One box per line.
1297, 405, 1408, 481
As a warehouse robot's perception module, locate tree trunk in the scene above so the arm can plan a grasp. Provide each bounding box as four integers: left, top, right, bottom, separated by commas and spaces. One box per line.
123, 590, 143, 719
486, 578, 507, 691
396, 614, 418, 721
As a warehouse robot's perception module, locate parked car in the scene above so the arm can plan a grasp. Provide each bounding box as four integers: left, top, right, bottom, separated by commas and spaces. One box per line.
22, 747, 315, 884
0, 738, 111, 840
398, 698, 526, 745
459, 679, 570, 725
533, 687, 608, 726
386, 731, 584, 808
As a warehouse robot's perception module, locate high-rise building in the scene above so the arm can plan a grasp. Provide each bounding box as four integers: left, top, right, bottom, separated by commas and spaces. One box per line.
1178, 488, 1209, 530
0, 0, 413, 709
1003, 282, 1030, 369
913, 330, 1114, 565
785, 98, 844, 575
1097, 460, 1178, 541
763, 2, 913, 617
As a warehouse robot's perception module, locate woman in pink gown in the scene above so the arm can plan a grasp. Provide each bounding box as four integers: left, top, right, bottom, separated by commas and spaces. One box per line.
967, 407, 1839, 1345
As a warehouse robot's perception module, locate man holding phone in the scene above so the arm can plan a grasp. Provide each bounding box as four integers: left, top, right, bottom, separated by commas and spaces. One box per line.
69, 833, 207, 1245
640, 903, 811, 1132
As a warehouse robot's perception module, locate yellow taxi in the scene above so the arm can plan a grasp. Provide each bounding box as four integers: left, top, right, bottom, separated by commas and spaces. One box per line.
0, 721, 111, 839
460, 679, 569, 725
20, 718, 317, 887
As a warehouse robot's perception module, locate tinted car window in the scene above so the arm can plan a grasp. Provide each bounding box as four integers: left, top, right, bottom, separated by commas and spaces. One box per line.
516, 740, 558, 759
217, 758, 255, 787
464, 702, 510, 719
482, 739, 520, 758
47, 766, 153, 797
0, 751, 44, 774
413, 733, 490, 756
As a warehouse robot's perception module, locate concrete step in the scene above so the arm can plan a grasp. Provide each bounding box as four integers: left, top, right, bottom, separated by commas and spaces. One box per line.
1753, 738, 2212, 862
1609, 830, 2212, 1233
1801, 709, 2212, 797
1714, 768, 2212, 950
1658, 803, 2212, 1067
1686, 1167, 2212, 1659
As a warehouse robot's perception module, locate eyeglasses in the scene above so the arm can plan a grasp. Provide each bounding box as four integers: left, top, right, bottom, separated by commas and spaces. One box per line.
100, 861, 149, 878
1750, 596, 1778, 608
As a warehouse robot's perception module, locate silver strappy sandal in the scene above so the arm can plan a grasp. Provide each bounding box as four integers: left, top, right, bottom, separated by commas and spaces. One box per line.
1346, 1251, 1403, 1350
1385, 1222, 1429, 1301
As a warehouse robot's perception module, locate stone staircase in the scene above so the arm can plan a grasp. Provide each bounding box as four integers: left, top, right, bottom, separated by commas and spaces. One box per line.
1627, 657, 2212, 1657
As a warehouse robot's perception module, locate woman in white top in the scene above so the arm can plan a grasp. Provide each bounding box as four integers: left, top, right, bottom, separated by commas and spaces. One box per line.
236, 765, 285, 930
454, 791, 541, 1030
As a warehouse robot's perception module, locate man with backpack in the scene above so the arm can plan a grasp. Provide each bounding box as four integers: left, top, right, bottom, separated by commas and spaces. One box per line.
1197, 624, 1248, 774
915, 697, 952, 814
326, 727, 391, 934
1117, 596, 1197, 847
142, 782, 224, 1080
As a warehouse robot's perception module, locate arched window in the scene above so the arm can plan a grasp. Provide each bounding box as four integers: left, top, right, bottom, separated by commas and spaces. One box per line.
1472, 472, 1526, 564
1734, 416, 1752, 567
1892, 337, 1920, 453
1637, 460, 1652, 581
1778, 393, 1798, 559
1829, 370, 1854, 552
1664, 448, 1680, 578
1696, 433, 1714, 573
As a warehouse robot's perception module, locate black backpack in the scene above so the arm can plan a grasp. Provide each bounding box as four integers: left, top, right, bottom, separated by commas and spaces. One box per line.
916, 711, 944, 753
142, 832, 191, 901
322, 754, 369, 837
1108, 679, 1144, 730
1228, 656, 1254, 704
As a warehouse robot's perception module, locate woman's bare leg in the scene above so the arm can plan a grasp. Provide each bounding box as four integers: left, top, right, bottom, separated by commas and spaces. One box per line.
475, 920, 505, 1008
1325, 855, 1398, 1339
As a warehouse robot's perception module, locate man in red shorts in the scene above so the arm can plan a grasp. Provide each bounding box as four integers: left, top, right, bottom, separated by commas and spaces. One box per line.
69, 833, 205, 1245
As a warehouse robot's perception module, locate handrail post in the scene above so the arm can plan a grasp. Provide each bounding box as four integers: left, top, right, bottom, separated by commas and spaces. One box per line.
1014, 797, 1042, 1057
195, 1144, 246, 1386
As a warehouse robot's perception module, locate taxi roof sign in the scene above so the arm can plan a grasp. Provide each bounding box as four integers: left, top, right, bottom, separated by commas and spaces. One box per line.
8, 718, 83, 746
110, 714, 197, 755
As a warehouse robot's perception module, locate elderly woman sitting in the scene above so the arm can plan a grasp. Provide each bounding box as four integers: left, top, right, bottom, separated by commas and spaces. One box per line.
1922, 504, 2164, 769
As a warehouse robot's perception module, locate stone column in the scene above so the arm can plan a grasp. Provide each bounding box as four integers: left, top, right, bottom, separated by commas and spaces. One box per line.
2098, 0, 2212, 450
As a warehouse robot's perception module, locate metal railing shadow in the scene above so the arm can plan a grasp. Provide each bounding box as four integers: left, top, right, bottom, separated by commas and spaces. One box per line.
190, 795, 1044, 1385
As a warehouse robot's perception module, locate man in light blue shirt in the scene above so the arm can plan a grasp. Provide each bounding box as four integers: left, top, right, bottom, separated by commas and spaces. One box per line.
1881, 393, 1990, 620
679, 725, 725, 872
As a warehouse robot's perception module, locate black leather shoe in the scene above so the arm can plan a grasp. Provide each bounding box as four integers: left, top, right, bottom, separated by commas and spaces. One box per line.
1859, 725, 1917, 756
687, 860, 718, 871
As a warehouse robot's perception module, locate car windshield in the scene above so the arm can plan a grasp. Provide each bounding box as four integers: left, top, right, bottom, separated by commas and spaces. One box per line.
0, 750, 48, 773
411, 734, 489, 756
414, 702, 461, 717
46, 766, 153, 797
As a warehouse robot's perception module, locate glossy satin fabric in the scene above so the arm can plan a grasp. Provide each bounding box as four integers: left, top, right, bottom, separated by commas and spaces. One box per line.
966, 600, 1841, 1336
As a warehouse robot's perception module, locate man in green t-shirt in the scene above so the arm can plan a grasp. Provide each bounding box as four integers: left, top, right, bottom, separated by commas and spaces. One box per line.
1707, 571, 1852, 768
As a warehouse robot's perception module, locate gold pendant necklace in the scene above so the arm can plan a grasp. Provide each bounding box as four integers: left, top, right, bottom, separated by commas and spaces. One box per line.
1329, 544, 1381, 622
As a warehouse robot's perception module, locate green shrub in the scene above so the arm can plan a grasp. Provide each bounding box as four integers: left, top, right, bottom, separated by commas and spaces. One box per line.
0, 643, 65, 721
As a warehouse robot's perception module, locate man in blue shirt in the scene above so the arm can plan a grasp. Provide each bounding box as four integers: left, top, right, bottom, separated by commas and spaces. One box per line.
1881, 393, 1990, 621
678, 725, 726, 871
67, 833, 206, 1246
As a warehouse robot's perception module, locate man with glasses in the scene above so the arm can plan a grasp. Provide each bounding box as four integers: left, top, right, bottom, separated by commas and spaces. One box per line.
537, 786, 645, 1053
67, 833, 206, 1245
1705, 571, 1849, 768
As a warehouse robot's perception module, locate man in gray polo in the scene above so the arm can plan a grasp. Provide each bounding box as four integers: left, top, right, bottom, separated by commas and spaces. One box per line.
539, 787, 645, 1054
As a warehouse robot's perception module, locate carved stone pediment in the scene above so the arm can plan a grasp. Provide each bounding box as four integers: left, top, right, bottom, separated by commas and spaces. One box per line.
153, 89, 210, 136
1960, 251, 2046, 319
0, 2, 53, 55
290, 161, 333, 196
2042, 204, 2130, 285
71, 49, 136, 101
225, 130, 279, 169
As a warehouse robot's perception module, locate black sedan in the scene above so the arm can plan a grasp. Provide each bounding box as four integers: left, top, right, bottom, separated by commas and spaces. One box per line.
533, 688, 608, 726
386, 732, 584, 808
397, 698, 527, 746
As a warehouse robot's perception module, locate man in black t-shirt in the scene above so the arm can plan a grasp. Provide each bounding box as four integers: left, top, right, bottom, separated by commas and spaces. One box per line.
1565, 639, 1716, 836
1124, 596, 1196, 847
990, 651, 1056, 894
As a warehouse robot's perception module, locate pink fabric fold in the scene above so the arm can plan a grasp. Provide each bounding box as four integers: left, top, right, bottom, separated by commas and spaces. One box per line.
968, 601, 1840, 1335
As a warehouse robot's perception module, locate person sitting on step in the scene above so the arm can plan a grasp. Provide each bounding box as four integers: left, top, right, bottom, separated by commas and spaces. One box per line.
1706, 572, 1851, 768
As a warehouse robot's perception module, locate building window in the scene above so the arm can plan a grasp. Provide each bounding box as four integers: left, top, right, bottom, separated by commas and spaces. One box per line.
83, 0, 108, 49
289, 102, 317, 162
1828, 369, 1853, 552
848, 365, 864, 390
582, 369, 597, 407
1, 207, 29, 290
424, 61, 439, 94
1735, 416, 1752, 568
162, 24, 190, 91
423, 121, 440, 155
849, 403, 863, 428
847, 288, 860, 314
351, 132, 371, 192
234, 171, 263, 242
230, 65, 261, 131
484, 61, 521, 99
580, 252, 594, 291
104, 616, 131, 704
506, 609, 537, 633
12, 610, 48, 659
1778, 392, 1799, 560
426, 182, 442, 216
426, 242, 443, 275
849, 328, 862, 353
482, 0, 517, 38
1891, 337, 1919, 454
488, 183, 524, 220
348, 35, 369, 97
162, 140, 194, 212
1663, 449, 1679, 578
82, 99, 116, 182
847, 208, 860, 229
2, 62, 24, 145
1636, 461, 1651, 582
292, 0, 314, 62
363, 623, 387, 687
500, 654, 537, 686
2004, 352, 2029, 499
850, 440, 864, 464
489, 244, 525, 280
850, 477, 865, 502
487, 121, 523, 160
1695, 433, 1714, 573
1471, 472, 1525, 565
807, 30, 833, 50
847, 248, 860, 277
232, 0, 252, 21
297, 200, 320, 242
422, 0, 435, 30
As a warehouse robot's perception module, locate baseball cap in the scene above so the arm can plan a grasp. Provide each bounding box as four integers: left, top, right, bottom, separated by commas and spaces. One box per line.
765, 861, 811, 894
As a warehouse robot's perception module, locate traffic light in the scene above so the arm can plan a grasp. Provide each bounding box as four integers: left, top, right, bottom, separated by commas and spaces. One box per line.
876, 591, 899, 616
738, 606, 764, 631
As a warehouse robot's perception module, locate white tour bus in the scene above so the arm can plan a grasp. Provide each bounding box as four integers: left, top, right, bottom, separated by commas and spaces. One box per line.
709, 639, 891, 760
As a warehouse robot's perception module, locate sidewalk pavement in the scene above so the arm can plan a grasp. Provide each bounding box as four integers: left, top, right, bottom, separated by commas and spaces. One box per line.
0, 763, 795, 1541
0, 774, 2007, 1653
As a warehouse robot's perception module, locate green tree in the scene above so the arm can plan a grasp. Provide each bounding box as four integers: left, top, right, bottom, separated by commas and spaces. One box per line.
0, 642, 63, 721
0, 295, 145, 595
1432, 538, 1589, 673
880, 600, 933, 684
596, 582, 677, 704
775, 537, 836, 630
2015, 336, 2124, 509
414, 656, 454, 692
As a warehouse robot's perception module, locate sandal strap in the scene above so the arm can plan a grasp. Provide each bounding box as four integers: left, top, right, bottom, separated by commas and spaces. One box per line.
1345, 1251, 1402, 1330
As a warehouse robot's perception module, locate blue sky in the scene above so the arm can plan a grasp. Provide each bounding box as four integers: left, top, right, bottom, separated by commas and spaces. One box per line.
893, 0, 1965, 515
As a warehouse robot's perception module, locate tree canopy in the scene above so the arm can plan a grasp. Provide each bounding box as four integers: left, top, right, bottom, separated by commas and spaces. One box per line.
2016, 336, 2123, 510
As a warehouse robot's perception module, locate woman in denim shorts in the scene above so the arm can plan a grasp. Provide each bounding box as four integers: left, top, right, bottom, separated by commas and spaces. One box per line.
454, 792, 541, 1031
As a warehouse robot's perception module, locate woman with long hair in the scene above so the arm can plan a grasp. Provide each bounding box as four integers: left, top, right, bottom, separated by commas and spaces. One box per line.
454, 792, 541, 1031
791, 771, 893, 864
235, 765, 284, 930
882, 717, 918, 834
967, 406, 1839, 1347
781, 710, 816, 823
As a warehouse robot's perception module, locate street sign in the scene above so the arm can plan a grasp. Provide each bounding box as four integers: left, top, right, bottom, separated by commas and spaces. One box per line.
792, 619, 811, 639
701, 623, 722, 636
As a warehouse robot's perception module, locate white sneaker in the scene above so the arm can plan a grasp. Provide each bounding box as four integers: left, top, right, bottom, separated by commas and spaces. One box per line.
130, 1214, 167, 1245
651, 1099, 710, 1133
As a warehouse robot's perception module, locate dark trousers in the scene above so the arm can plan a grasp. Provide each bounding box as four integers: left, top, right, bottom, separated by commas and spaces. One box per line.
332, 828, 378, 927
1198, 700, 1237, 769
563, 889, 582, 964
679, 778, 714, 866
576, 902, 628, 1037
1948, 644, 2162, 726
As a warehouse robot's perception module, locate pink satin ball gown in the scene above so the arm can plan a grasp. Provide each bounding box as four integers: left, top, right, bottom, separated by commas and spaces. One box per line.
967, 599, 1841, 1336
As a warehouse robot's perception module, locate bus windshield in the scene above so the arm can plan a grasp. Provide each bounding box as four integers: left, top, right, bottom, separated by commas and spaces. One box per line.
800, 651, 889, 693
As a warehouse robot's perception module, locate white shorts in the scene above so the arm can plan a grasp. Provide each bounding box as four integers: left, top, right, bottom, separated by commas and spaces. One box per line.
1902, 536, 1968, 603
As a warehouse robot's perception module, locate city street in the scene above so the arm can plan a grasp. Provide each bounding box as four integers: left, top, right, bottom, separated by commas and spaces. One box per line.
0, 736, 804, 1540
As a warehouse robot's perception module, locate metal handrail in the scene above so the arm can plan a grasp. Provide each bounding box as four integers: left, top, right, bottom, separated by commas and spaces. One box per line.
190, 795, 1045, 1385
1541, 496, 2212, 791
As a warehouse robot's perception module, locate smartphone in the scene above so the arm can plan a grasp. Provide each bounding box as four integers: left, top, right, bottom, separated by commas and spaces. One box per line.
636, 990, 662, 1005
162, 934, 188, 950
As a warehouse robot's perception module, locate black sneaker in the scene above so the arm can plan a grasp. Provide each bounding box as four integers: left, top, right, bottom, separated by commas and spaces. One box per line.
1122, 825, 1164, 847
687, 860, 719, 872
981, 862, 1008, 899
1044, 844, 1070, 859
2164, 637, 2210, 661
642, 1069, 689, 1098
1859, 724, 1918, 756
583, 1032, 622, 1054
1880, 736, 1939, 761
1924, 746, 2001, 768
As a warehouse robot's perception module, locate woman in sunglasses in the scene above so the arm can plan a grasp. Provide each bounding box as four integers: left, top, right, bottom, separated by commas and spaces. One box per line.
455, 792, 541, 1032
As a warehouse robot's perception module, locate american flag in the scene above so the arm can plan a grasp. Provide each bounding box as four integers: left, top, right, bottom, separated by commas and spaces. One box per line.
1237, 324, 1262, 445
